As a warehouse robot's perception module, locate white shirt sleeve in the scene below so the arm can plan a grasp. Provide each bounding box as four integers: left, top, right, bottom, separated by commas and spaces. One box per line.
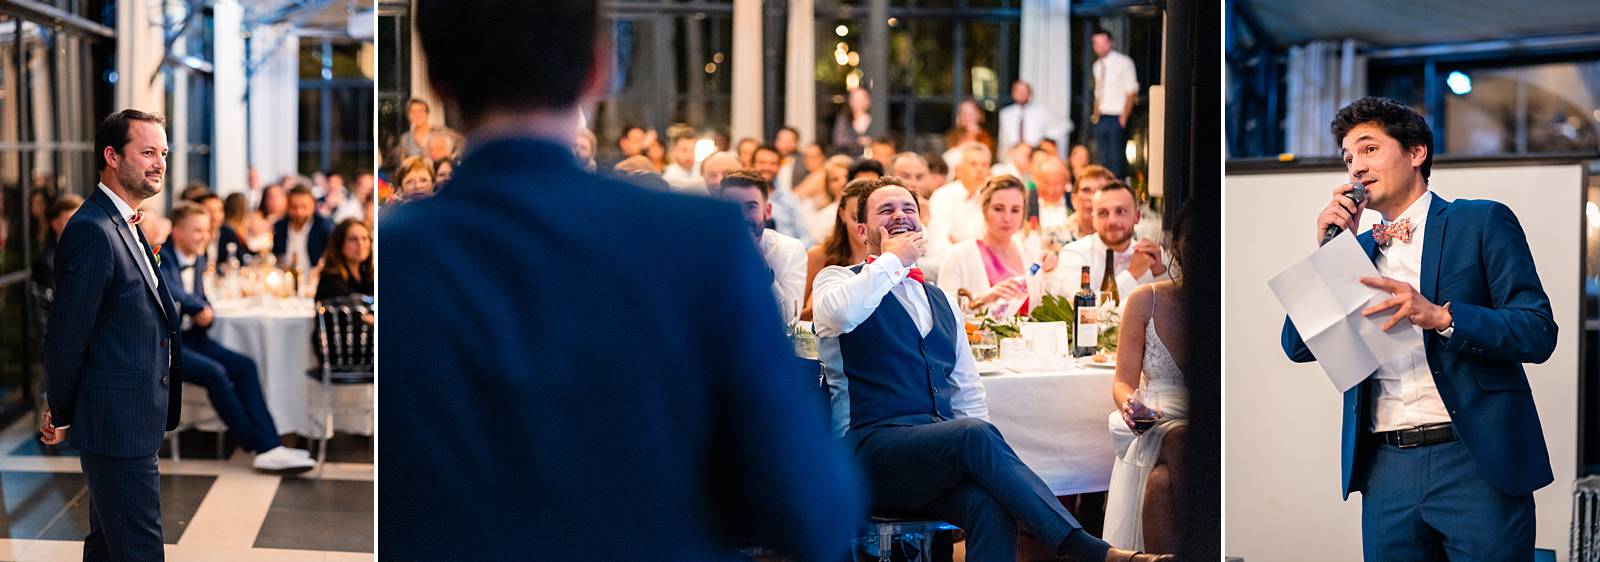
944, 292, 990, 420
811, 254, 908, 338
1118, 54, 1140, 96
774, 239, 808, 309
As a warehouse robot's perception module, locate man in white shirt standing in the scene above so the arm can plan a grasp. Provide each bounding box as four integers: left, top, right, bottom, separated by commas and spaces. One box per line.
1056, 180, 1167, 302
716, 169, 806, 315
997, 80, 1066, 164
1091, 30, 1139, 179
811, 177, 1170, 562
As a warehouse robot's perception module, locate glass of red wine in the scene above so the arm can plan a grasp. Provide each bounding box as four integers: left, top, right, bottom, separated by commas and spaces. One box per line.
1128, 388, 1162, 433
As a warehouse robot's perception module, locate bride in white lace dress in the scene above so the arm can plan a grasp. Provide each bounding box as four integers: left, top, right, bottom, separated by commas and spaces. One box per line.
1102, 274, 1188, 551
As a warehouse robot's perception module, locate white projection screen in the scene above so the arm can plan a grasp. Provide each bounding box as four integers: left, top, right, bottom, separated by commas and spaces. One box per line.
1225, 161, 1586, 561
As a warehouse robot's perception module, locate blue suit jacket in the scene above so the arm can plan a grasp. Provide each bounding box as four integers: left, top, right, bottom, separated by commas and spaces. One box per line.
157, 245, 209, 338
271, 215, 333, 267
378, 138, 865, 561
43, 187, 183, 457
1282, 194, 1556, 499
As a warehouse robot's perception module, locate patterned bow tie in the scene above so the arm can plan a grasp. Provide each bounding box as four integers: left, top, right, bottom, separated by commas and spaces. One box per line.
128, 211, 144, 225
1372, 218, 1413, 246
867, 255, 925, 283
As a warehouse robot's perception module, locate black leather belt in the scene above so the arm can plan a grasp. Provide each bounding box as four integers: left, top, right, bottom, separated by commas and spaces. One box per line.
1373, 423, 1456, 448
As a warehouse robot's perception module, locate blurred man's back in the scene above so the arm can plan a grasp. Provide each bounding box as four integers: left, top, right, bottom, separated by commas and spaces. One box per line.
378, 2, 864, 560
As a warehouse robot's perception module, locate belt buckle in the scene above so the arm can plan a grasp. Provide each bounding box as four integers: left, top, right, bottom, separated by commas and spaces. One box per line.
1395, 428, 1421, 448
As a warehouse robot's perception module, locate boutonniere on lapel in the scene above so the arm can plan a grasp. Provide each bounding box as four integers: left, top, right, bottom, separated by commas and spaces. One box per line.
152, 245, 162, 267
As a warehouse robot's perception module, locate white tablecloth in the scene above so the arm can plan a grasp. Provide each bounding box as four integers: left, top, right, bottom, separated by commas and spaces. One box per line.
981, 367, 1117, 496
198, 298, 372, 438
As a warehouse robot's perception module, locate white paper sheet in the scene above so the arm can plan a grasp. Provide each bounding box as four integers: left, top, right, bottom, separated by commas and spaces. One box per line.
1267, 231, 1425, 392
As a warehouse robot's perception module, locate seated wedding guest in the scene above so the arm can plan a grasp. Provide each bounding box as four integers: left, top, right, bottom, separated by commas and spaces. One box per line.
1066, 164, 1113, 240
735, 136, 759, 166
774, 126, 802, 193
386, 2, 865, 557
1056, 179, 1168, 304
1068, 143, 1093, 178
847, 158, 883, 182
800, 143, 826, 177
1038, 138, 1060, 157
797, 154, 850, 244
226, 193, 271, 257
832, 87, 873, 156
644, 136, 668, 173
945, 98, 997, 157
180, 182, 211, 202
1104, 205, 1190, 553
934, 176, 1062, 317
928, 154, 950, 183
259, 183, 287, 225
334, 172, 371, 223
700, 151, 740, 192
272, 185, 334, 271
717, 169, 806, 312
32, 195, 83, 301
759, 144, 812, 246
811, 177, 1171, 562
1033, 158, 1073, 236
888, 152, 936, 227
395, 156, 437, 201
802, 179, 873, 321
427, 131, 460, 164
434, 158, 455, 187
315, 218, 373, 300
195, 193, 242, 266
937, 176, 1044, 317
662, 127, 705, 192
395, 98, 450, 161
574, 127, 598, 171
870, 136, 896, 166
926, 142, 993, 268
990, 142, 1035, 182
159, 203, 316, 473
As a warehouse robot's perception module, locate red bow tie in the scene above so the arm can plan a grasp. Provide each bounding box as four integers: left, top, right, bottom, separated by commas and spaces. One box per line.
1372, 218, 1412, 246
867, 255, 925, 283
128, 211, 144, 226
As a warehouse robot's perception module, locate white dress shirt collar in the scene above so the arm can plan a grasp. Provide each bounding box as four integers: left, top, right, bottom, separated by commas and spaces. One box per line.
97, 182, 136, 222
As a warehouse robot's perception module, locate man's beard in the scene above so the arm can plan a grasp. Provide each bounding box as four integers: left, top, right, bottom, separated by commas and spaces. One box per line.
747, 220, 764, 242
119, 166, 161, 200
1100, 226, 1132, 247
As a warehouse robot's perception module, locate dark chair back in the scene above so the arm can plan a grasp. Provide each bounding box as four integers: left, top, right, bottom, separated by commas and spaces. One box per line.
314, 295, 375, 383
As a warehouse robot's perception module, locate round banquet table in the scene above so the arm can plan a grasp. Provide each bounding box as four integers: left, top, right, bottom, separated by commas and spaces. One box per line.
979, 366, 1118, 496
191, 297, 373, 439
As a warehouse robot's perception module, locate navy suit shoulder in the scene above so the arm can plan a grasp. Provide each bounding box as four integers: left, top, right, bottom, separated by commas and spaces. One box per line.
378, 138, 864, 561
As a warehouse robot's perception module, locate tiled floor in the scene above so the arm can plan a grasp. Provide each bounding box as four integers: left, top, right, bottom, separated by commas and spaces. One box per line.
0, 416, 372, 561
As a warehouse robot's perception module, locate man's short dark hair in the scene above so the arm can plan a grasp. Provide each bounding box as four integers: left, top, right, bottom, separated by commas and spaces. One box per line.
194, 193, 222, 205
415, 1, 601, 126
753, 144, 781, 160
407, 98, 430, 112
848, 159, 885, 181
170, 202, 209, 227
1331, 96, 1434, 182
720, 168, 771, 199
1095, 179, 1142, 206
855, 177, 918, 223
288, 185, 315, 201
1093, 29, 1113, 40
95, 109, 165, 169
777, 125, 799, 138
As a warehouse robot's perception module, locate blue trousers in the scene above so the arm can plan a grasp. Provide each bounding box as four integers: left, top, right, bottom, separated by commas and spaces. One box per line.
80, 452, 163, 561
1093, 117, 1128, 179
852, 418, 1107, 562
180, 334, 281, 453
1360, 440, 1536, 561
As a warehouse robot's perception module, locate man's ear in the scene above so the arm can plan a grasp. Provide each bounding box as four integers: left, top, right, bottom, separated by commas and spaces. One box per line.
1408, 143, 1428, 170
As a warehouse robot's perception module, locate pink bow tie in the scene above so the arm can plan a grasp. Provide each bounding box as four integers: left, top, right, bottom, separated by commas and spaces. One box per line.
128, 211, 144, 226
1372, 218, 1412, 246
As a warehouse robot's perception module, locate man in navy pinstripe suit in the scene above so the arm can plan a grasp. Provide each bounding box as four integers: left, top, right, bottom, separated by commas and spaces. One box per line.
43, 109, 183, 562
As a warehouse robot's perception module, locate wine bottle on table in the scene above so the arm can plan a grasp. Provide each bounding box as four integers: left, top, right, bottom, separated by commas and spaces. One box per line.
1099, 248, 1120, 305
1074, 266, 1098, 357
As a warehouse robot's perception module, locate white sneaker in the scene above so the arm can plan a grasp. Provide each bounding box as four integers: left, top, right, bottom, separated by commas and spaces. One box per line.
284, 447, 313, 459
254, 446, 316, 474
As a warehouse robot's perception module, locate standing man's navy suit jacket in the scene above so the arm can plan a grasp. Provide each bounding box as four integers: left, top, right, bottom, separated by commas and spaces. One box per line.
1282, 194, 1556, 499
271, 215, 333, 267
378, 138, 865, 561
44, 187, 183, 457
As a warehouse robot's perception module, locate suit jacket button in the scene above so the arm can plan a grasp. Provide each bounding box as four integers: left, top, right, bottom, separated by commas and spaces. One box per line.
161, 375, 169, 385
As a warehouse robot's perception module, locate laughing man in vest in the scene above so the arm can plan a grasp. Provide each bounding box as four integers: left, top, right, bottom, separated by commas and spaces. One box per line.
810, 176, 1172, 562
